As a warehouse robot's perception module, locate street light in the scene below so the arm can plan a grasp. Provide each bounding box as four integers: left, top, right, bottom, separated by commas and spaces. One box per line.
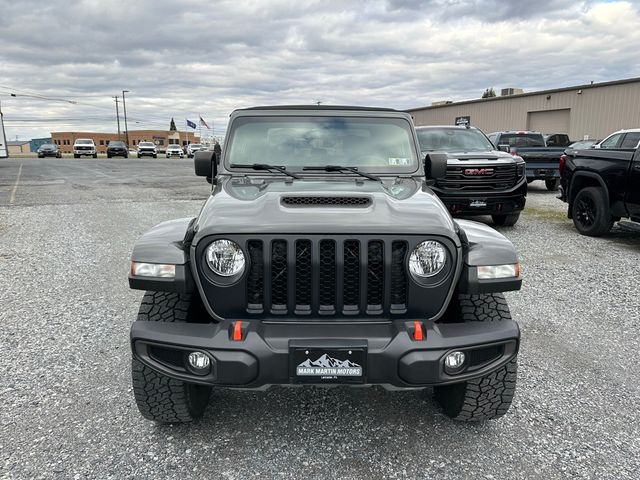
122, 90, 130, 148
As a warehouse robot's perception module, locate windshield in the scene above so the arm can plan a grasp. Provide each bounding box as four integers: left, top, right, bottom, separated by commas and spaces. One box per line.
109, 141, 125, 147
190, 144, 202, 148
226, 116, 418, 173
139, 142, 154, 147
40, 144, 55, 148
416, 127, 494, 153
497, 133, 545, 147
76, 139, 93, 144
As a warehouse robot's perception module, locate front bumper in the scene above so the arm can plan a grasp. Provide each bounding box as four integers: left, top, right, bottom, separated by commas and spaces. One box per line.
138, 150, 156, 156
74, 149, 96, 155
131, 319, 519, 389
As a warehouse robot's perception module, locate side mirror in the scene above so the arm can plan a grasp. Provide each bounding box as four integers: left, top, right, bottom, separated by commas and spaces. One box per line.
497, 144, 511, 153
424, 152, 448, 182
194, 150, 217, 184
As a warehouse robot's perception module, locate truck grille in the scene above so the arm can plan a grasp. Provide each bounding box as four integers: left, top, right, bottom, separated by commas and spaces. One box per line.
437, 164, 518, 191
246, 238, 409, 317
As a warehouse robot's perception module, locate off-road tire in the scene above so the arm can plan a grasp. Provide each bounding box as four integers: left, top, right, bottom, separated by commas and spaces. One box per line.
571, 186, 613, 236
434, 293, 518, 421
491, 212, 520, 226
131, 291, 211, 423
545, 178, 559, 191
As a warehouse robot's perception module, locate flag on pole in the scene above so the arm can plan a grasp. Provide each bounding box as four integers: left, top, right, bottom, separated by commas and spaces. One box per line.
199, 116, 210, 129
186, 119, 196, 129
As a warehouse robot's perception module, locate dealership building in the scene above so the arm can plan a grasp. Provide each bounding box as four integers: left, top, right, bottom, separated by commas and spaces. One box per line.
408, 77, 640, 141
51, 129, 200, 154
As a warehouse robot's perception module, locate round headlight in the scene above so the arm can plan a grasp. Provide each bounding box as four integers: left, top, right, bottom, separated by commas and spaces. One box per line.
205, 240, 245, 277
409, 241, 447, 277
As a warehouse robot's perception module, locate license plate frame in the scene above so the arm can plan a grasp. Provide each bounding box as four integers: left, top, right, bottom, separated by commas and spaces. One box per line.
291, 347, 367, 384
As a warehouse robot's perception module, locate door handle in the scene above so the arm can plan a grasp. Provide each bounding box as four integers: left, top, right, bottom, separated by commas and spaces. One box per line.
634, 164, 640, 170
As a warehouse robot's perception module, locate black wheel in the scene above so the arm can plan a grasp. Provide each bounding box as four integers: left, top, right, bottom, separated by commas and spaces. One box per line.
434, 293, 517, 422
93, 153, 97, 158
153, 154, 157, 158
74, 154, 79, 158
57, 153, 61, 158
131, 291, 212, 423
491, 212, 520, 226
545, 178, 559, 191
526, 178, 534, 184
125, 154, 129, 159
571, 186, 613, 236
107, 154, 111, 158
137, 154, 141, 158
38, 154, 43, 158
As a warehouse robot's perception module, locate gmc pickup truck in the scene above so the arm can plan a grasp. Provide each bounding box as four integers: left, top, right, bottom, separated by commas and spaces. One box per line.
416, 126, 526, 226
488, 131, 566, 191
559, 145, 640, 236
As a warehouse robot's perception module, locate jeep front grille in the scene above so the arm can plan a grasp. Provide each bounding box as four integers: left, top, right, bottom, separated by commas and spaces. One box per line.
437, 164, 518, 191
246, 238, 409, 317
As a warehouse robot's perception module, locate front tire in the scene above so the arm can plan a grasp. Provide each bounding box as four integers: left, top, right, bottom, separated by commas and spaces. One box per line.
545, 178, 559, 191
131, 292, 212, 423
491, 212, 520, 226
571, 186, 613, 236
74, 154, 79, 158
434, 293, 517, 421
93, 153, 97, 158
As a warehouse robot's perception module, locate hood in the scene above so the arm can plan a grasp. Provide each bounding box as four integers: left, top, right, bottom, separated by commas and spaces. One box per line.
442, 150, 517, 165
192, 177, 457, 243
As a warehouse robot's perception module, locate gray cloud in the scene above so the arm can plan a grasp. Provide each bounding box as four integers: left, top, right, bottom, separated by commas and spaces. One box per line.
0, 0, 638, 140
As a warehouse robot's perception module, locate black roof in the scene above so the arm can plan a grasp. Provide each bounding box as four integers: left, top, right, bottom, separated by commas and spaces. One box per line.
239, 105, 398, 112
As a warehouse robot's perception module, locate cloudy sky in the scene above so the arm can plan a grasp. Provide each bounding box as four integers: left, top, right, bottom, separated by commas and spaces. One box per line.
1, 0, 639, 140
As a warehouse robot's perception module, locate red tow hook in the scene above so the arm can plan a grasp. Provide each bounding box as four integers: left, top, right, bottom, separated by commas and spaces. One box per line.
412, 321, 424, 341
232, 320, 244, 341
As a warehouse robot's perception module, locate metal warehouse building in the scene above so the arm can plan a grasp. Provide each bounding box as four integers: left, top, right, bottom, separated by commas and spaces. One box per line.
408, 77, 640, 141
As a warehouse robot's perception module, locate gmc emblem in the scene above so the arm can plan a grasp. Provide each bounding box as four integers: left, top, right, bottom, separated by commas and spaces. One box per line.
464, 168, 494, 176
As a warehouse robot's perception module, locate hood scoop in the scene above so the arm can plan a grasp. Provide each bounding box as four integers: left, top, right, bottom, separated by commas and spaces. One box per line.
281, 196, 372, 208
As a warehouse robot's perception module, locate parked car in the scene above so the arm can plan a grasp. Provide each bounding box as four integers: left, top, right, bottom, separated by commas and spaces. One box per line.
592, 129, 640, 150
487, 131, 565, 190
563, 139, 600, 157
166, 144, 184, 158
127, 105, 523, 424
36, 143, 61, 158
559, 141, 640, 236
416, 126, 526, 226
187, 143, 203, 158
137, 142, 157, 158
106, 140, 128, 158
73, 139, 97, 158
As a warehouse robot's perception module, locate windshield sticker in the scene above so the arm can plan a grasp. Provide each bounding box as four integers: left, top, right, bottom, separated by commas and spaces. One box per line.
388, 157, 410, 166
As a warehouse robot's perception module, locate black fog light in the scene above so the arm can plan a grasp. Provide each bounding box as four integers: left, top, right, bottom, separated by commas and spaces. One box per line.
187, 351, 211, 375
443, 351, 467, 375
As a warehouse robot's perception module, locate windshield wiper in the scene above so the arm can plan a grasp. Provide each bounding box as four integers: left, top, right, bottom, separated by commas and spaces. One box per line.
230, 163, 301, 179
302, 165, 381, 182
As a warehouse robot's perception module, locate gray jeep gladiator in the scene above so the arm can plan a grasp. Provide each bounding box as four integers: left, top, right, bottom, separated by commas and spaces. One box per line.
128, 106, 522, 423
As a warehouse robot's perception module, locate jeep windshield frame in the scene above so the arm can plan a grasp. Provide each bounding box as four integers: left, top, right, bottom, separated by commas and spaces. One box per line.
224, 114, 421, 176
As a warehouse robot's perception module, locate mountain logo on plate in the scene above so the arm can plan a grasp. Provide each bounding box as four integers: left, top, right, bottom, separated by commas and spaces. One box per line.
296, 354, 362, 377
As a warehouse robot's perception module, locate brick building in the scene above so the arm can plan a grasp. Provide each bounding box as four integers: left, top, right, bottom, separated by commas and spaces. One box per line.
51, 130, 200, 154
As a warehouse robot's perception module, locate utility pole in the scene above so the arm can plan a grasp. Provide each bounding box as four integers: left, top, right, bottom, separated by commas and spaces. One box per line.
114, 96, 121, 140
122, 90, 130, 147
0, 99, 8, 158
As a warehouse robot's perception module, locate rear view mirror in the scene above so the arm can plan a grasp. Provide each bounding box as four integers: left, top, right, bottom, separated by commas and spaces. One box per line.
497, 144, 511, 153
194, 150, 217, 184
424, 153, 448, 182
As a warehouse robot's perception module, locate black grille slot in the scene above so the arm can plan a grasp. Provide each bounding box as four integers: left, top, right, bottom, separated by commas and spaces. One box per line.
390, 241, 408, 313
318, 240, 336, 314
271, 240, 288, 314
295, 240, 312, 314
437, 164, 517, 191
343, 240, 361, 314
366, 240, 384, 314
282, 196, 371, 207
247, 240, 264, 314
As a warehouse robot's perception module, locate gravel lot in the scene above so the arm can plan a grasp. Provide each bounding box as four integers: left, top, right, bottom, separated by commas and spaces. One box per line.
1, 158, 639, 479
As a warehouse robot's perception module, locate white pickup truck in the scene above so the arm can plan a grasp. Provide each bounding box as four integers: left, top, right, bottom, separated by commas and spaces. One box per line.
73, 139, 97, 158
